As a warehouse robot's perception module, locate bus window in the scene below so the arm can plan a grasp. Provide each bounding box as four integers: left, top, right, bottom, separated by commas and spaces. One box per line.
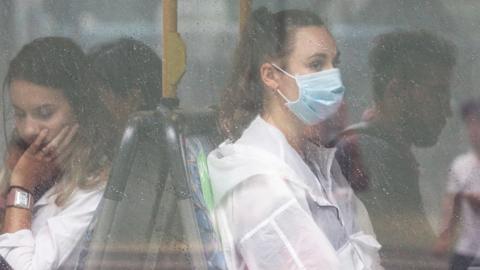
0, 1, 479, 269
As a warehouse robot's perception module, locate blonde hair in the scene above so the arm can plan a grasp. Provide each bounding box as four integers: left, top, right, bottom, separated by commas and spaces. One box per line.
1, 37, 114, 208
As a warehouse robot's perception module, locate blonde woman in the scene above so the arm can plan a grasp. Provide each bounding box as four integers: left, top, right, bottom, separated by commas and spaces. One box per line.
0, 37, 113, 269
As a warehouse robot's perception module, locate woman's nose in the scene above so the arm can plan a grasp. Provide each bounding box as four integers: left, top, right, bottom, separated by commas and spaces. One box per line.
18, 117, 41, 144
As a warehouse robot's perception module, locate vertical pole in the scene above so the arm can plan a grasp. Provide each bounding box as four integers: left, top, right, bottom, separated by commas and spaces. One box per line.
163, 0, 177, 34
239, 0, 252, 34
162, 0, 176, 98
162, 0, 186, 99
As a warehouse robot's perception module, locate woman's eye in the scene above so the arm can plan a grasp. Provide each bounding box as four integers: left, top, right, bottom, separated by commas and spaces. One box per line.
310, 60, 324, 71
36, 106, 55, 119
13, 110, 25, 119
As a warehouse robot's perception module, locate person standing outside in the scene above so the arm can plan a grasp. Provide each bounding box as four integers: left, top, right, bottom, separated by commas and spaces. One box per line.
434, 98, 480, 270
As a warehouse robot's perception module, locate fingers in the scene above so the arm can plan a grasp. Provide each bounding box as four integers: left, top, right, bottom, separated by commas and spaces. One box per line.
27, 129, 48, 156
41, 124, 79, 163
36, 127, 67, 162
57, 124, 79, 154
54, 124, 79, 164
43, 126, 69, 153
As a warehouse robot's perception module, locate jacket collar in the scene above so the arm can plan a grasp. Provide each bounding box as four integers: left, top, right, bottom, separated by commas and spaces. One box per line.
208, 116, 336, 206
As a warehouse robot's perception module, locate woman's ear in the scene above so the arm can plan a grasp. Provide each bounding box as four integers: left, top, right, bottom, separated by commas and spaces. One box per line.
260, 62, 280, 91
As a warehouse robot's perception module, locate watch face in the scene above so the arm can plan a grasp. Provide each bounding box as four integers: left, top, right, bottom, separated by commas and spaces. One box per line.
15, 191, 30, 208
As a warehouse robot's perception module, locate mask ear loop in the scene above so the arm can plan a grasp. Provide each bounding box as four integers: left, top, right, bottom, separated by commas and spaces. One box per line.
276, 88, 292, 103
270, 63, 299, 103
270, 63, 295, 78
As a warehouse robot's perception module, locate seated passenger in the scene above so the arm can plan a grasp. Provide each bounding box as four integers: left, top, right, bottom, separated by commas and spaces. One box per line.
207, 7, 381, 270
334, 30, 457, 266
0, 37, 113, 269
88, 37, 163, 132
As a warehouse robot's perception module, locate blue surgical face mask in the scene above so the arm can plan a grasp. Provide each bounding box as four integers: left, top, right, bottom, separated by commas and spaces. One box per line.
272, 63, 345, 125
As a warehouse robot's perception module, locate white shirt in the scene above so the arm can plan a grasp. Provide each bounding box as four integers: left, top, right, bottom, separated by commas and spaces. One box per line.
0, 183, 104, 270
208, 116, 381, 270
447, 151, 480, 256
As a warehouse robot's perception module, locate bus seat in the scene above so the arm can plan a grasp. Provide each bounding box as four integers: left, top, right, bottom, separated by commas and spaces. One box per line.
66, 104, 226, 270
80, 110, 172, 270
151, 107, 227, 270
184, 131, 226, 269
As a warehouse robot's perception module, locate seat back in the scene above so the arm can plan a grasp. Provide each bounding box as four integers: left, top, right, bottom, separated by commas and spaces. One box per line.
82, 110, 173, 270
151, 107, 226, 270
181, 110, 226, 269
74, 104, 226, 270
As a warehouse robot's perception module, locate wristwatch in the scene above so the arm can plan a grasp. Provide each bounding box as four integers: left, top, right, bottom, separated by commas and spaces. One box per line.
6, 187, 34, 210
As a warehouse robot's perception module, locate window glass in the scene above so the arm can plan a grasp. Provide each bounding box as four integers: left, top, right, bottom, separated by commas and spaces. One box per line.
1, 1, 480, 269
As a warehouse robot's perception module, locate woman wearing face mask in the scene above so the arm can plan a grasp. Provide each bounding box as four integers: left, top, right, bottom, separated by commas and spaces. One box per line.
207, 7, 382, 270
0, 37, 113, 269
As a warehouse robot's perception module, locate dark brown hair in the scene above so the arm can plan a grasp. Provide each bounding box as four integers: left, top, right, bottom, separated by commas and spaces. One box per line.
369, 30, 457, 104
88, 37, 162, 110
220, 7, 325, 140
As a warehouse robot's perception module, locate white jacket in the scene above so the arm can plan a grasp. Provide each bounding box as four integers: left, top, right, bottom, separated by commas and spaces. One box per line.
208, 116, 382, 270
0, 183, 103, 270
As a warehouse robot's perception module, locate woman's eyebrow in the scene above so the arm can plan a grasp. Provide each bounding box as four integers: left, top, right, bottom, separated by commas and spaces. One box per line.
33, 104, 56, 110
12, 104, 23, 111
307, 53, 327, 61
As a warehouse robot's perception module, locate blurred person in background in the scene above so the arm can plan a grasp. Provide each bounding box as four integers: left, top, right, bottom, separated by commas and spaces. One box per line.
88, 37, 163, 133
434, 98, 480, 270
0, 37, 113, 269
335, 30, 457, 268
